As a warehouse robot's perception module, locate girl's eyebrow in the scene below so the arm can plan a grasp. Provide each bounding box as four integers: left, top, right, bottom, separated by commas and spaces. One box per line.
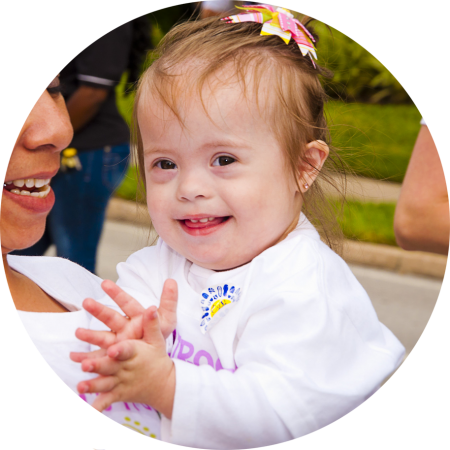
199, 139, 251, 151
144, 139, 251, 156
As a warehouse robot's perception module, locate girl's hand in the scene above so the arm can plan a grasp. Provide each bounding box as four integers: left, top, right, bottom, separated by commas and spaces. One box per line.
70, 279, 177, 363
76, 306, 175, 418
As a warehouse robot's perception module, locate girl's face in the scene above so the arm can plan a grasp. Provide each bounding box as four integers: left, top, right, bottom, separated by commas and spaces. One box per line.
1, 77, 73, 254
139, 80, 302, 271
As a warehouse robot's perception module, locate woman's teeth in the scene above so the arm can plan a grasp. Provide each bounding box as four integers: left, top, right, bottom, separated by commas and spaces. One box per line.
188, 217, 216, 223
4, 178, 51, 198
10, 178, 50, 188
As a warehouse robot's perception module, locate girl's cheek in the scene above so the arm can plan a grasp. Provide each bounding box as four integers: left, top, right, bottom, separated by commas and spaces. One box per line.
147, 167, 177, 184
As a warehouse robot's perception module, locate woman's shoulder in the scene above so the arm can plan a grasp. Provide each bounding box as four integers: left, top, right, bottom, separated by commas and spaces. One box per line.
7, 255, 104, 310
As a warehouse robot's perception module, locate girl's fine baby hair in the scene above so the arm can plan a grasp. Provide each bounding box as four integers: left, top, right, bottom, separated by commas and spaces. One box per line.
131, 15, 347, 252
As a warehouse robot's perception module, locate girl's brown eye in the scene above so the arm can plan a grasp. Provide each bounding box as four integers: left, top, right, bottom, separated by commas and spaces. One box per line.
213, 156, 236, 166
156, 160, 177, 170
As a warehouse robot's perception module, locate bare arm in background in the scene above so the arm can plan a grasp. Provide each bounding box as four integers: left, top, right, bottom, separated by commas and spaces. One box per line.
65, 85, 109, 133
394, 125, 449, 255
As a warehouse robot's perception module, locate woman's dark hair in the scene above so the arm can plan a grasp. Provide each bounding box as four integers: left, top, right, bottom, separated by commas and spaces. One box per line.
126, 15, 153, 85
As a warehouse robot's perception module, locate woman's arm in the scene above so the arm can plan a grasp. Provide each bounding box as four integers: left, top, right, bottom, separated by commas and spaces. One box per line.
65, 85, 109, 132
394, 125, 449, 255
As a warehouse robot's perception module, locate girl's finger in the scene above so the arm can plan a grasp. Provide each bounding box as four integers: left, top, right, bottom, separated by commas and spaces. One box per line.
77, 375, 118, 395
101, 280, 145, 318
83, 298, 128, 334
143, 307, 166, 347
70, 348, 106, 363
75, 328, 116, 349
92, 391, 118, 412
81, 356, 121, 376
107, 340, 139, 361
158, 279, 178, 339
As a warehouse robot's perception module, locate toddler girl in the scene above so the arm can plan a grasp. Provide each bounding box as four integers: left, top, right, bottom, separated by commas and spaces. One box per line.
73, 6, 405, 448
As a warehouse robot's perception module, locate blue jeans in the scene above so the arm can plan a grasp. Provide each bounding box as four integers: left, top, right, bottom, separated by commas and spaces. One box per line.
15, 143, 130, 273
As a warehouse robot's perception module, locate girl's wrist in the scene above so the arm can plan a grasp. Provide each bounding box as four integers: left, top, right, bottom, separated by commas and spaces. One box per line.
152, 358, 176, 419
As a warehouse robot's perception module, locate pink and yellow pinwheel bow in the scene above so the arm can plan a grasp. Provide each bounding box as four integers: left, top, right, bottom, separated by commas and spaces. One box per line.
222, 4, 317, 66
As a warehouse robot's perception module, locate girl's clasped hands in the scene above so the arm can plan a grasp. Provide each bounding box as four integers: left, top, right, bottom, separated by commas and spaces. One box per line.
70, 279, 178, 418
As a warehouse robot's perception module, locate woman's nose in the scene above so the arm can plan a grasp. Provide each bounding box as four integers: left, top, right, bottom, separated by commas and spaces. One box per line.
21, 90, 73, 153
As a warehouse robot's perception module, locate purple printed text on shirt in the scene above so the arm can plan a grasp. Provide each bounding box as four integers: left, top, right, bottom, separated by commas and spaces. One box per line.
171, 332, 236, 373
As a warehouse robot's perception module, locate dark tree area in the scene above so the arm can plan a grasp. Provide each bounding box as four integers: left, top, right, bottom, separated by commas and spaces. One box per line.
147, 2, 198, 34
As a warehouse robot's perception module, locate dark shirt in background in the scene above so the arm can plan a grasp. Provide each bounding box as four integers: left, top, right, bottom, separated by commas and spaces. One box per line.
61, 23, 132, 151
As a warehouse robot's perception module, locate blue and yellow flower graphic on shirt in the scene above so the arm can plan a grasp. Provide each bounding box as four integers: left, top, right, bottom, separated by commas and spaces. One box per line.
200, 284, 241, 334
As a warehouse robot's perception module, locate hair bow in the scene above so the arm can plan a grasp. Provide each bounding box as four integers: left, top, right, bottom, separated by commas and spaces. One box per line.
222, 4, 317, 66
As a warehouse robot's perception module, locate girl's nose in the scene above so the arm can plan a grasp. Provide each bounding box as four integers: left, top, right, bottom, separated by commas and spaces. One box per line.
176, 170, 212, 202
20, 90, 73, 153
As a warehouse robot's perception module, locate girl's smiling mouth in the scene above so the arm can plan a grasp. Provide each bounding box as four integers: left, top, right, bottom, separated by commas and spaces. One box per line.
178, 216, 231, 236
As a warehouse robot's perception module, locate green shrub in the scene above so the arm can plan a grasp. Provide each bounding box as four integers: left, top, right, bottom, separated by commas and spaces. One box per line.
326, 101, 420, 182
313, 21, 411, 104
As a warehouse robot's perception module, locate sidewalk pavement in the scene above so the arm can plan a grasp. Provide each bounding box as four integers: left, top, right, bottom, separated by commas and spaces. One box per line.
324, 173, 402, 203
106, 194, 448, 280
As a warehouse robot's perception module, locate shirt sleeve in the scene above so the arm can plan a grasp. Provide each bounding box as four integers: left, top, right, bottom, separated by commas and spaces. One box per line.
75, 22, 133, 89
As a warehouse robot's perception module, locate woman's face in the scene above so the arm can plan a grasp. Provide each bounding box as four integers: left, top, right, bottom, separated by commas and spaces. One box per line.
1, 77, 73, 254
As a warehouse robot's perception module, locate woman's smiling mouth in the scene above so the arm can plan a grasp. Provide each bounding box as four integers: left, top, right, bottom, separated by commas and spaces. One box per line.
2, 176, 56, 214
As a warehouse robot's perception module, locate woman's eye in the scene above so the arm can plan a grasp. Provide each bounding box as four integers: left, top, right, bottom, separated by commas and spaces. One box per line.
156, 160, 177, 170
212, 156, 236, 167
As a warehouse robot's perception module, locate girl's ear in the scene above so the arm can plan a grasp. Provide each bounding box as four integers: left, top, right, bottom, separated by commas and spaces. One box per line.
298, 140, 329, 192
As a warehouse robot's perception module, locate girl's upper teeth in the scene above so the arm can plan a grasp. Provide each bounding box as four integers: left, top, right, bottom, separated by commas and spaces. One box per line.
189, 217, 215, 223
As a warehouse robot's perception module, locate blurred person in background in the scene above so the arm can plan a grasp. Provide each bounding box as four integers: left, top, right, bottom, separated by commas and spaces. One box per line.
200, 0, 235, 18
15, 17, 152, 273
394, 119, 449, 255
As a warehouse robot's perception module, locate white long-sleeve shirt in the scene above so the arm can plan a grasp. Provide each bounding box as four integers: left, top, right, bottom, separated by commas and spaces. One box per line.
114, 214, 405, 449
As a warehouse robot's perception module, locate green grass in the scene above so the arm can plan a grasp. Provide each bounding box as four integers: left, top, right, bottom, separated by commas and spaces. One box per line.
326, 101, 421, 182
336, 200, 397, 246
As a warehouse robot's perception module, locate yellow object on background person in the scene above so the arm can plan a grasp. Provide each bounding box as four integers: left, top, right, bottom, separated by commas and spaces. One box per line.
60, 147, 82, 171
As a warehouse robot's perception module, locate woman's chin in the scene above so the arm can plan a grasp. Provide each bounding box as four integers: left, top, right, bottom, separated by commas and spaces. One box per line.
1, 214, 47, 255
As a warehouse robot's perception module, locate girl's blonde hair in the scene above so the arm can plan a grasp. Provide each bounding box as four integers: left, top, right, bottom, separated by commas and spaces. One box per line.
132, 16, 346, 252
